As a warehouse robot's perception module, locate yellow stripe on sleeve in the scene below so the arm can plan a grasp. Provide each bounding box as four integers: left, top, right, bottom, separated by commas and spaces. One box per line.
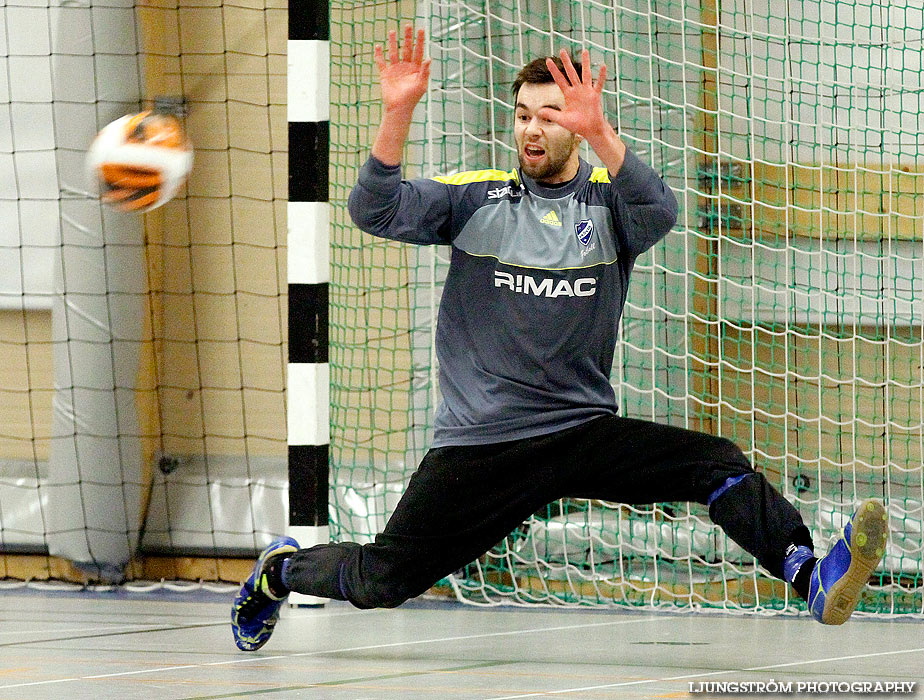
589, 167, 611, 183
433, 168, 519, 186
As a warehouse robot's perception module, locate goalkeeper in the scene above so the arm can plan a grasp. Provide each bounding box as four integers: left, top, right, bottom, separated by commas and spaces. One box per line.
232, 25, 888, 651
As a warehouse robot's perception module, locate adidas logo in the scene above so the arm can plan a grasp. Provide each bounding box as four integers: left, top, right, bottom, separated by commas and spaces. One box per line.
539, 210, 562, 227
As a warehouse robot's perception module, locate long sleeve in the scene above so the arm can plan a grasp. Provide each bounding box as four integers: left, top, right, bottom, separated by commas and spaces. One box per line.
347, 155, 454, 245
609, 148, 678, 259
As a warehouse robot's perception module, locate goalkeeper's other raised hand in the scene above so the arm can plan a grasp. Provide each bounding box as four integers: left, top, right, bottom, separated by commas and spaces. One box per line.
374, 25, 431, 116
541, 49, 627, 176
371, 25, 431, 165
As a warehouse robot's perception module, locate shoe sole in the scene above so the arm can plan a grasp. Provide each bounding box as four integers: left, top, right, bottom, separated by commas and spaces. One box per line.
232, 538, 299, 651
820, 499, 888, 625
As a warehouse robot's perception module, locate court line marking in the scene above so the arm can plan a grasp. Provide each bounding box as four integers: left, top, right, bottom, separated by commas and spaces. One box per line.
0, 621, 227, 649
0, 607, 220, 621
483, 645, 924, 699
0, 606, 371, 648
0, 622, 197, 638
0, 614, 668, 689
179, 660, 520, 700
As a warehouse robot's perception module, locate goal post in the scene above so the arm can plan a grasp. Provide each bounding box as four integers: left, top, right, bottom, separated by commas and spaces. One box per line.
328, 0, 924, 615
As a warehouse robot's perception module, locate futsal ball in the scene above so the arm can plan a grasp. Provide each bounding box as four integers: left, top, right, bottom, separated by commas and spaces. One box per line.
86, 109, 193, 213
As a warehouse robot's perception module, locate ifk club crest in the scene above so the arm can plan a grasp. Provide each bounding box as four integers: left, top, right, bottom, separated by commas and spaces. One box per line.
575, 219, 595, 257
575, 218, 594, 246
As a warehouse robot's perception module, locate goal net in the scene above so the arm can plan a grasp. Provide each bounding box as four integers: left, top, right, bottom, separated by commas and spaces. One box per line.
1, 0, 286, 585
1, 0, 920, 615
330, 0, 924, 614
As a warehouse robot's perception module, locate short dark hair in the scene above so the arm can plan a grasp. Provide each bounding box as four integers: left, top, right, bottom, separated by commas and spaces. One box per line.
511, 55, 584, 100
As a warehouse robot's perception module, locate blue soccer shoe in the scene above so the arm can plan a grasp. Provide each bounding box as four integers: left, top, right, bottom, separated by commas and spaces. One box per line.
232, 536, 299, 651
808, 499, 888, 625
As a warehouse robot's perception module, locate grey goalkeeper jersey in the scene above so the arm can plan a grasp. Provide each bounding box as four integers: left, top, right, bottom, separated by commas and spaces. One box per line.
348, 150, 677, 447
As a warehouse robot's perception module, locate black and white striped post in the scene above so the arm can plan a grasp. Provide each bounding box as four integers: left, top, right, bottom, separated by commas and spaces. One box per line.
286, 0, 330, 606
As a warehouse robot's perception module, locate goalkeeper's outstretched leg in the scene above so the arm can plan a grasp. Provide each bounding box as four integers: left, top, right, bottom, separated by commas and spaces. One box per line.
272, 434, 590, 611
230, 415, 891, 651
559, 415, 890, 625
231, 429, 595, 651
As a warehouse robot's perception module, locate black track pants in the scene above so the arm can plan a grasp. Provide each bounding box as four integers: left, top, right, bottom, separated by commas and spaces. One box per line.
283, 415, 810, 608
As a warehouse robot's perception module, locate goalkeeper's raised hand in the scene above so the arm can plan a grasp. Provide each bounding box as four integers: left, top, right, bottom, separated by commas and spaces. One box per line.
375, 26, 431, 115
541, 49, 627, 176
371, 26, 431, 165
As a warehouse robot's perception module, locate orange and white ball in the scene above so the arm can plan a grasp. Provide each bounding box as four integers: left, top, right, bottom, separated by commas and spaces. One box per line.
86, 110, 193, 212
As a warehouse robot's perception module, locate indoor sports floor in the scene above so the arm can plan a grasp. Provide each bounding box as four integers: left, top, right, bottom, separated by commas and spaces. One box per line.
0, 588, 921, 699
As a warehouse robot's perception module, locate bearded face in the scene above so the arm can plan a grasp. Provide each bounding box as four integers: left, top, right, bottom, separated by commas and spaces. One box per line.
513, 82, 581, 184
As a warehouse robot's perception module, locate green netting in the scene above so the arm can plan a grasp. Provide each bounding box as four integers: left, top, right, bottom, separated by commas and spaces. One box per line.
329, 0, 924, 615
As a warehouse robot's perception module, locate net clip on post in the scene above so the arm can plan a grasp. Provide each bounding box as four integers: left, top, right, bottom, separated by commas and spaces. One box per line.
153, 95, 190, 118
